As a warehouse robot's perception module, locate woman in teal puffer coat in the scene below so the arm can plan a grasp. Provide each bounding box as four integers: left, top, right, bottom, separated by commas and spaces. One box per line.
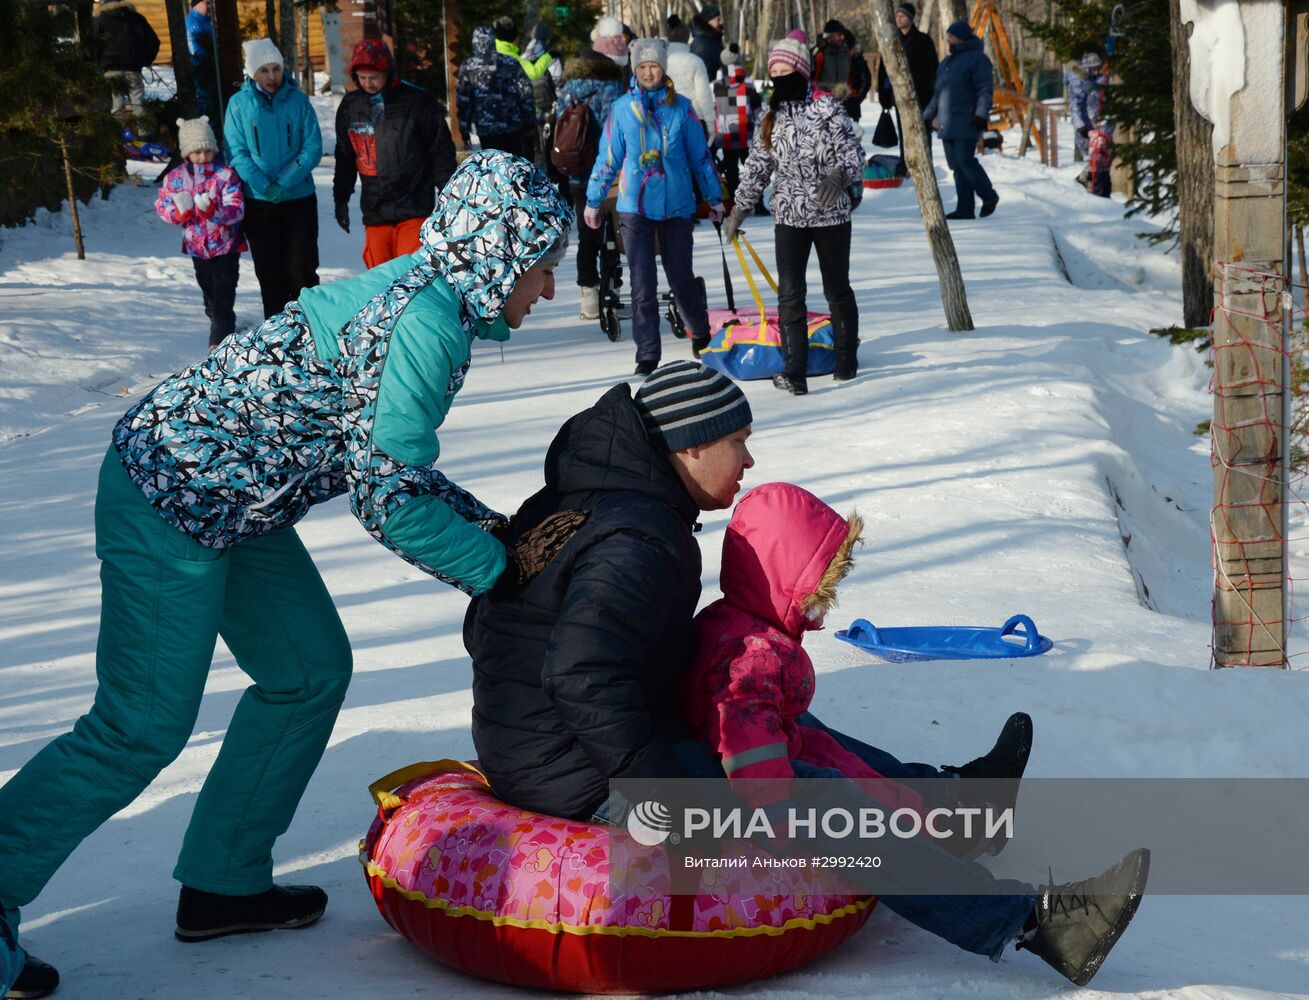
584, 38, 724, 374
0, 152, 571, 997
223, 38, 323, 318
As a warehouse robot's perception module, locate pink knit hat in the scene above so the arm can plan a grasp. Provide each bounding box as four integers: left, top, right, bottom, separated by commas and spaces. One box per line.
767, 38, 811, 80
786, 28, 808, 43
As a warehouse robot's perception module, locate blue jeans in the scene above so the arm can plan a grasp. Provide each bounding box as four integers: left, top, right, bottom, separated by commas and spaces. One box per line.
618, 213, 710, 363
942, 138, 996, 217
618, 720, 1036, 959
792, 712, 1035, 959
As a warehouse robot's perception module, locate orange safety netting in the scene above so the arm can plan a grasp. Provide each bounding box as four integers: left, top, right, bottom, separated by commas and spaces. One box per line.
1209, 261, 1308, 668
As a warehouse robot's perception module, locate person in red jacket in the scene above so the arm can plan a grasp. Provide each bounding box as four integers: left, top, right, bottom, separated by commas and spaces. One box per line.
333, 39, 457, 267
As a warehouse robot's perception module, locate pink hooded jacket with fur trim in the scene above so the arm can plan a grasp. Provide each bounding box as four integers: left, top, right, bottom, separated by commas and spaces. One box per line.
684, 482, 915, 801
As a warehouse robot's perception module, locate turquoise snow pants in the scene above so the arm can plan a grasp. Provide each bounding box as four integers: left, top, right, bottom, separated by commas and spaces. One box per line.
0, 448, 353, 922
0, 906, 21, 995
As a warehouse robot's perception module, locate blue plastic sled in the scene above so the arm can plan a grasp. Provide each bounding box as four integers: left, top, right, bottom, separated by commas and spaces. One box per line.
835, 614, 1053, 663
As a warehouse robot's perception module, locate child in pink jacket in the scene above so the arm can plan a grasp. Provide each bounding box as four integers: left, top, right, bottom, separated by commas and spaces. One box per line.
155, 116, 246, 348
684, 480, 1033, 856
682, 481, 922, 801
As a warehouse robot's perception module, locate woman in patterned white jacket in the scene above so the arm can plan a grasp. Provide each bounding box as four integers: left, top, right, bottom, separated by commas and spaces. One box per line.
723, 38, 865, 394
0, 151, 571, 997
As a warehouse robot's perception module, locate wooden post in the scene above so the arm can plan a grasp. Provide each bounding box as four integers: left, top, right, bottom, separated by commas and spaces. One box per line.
868, 0, 974, 331
1195, 0, 1289, 666
444, 0, 463, 146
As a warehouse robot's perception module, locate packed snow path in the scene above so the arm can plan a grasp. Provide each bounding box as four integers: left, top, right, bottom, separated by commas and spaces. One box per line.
2, 130, 1307, 998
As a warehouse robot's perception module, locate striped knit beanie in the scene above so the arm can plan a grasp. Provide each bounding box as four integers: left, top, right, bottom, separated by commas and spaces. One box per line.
634, 362, 753, 453
767, 38, 811, 81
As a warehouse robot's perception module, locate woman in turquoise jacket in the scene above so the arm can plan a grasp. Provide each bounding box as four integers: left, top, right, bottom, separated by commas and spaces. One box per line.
584, 38, 723, 374
0, 152, 571, 998
224, 38, 324, 318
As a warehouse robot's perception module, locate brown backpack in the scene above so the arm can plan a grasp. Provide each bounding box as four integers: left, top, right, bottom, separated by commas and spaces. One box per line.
550, 102, 599, 178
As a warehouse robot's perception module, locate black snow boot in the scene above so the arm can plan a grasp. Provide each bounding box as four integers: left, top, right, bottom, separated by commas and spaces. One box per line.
940, 712, 1032, 859
4, 955, 59, 1000
1017, 848, 1151, 986
175, 884, 328, 942
771, 373, 809, 395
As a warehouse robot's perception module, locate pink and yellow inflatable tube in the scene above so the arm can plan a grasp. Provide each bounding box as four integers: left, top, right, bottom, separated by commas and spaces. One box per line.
360, 760, 875, 993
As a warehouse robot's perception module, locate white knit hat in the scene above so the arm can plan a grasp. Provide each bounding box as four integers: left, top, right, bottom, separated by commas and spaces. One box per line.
242, 37, 284, 79
176, 115, 217, 158
591, 15, 623, 41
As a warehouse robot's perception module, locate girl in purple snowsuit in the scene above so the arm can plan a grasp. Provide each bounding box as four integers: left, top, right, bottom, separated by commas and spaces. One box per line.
156, 115, 246, 348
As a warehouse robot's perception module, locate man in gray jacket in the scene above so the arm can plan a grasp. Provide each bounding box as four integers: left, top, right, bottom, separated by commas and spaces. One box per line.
922, 20, 998, 220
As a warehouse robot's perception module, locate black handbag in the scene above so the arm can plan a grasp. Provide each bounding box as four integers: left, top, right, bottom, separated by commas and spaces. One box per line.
871, 108, 898, 148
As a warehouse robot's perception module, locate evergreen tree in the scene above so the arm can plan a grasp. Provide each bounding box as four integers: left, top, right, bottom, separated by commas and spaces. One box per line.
1020, 0, 1177, 239
0, 0, 123, 228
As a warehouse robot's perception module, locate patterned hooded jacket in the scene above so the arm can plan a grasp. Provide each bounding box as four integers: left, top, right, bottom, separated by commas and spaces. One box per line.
682, 483, 924, 812
114, 152, 572, 596
456, 26, 535, 140
155, 158, 246, 259
732, 87, 865, 228
555, 49, 626, 136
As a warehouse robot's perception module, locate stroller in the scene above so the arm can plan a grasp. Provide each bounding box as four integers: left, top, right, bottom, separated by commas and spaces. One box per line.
594, 189, 706, 344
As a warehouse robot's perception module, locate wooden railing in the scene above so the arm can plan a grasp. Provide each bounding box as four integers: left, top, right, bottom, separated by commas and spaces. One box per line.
989, 87, 1062, 168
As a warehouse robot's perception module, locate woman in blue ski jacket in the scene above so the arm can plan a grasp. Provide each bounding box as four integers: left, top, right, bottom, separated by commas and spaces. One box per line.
223, 38, 323, 318
0, 152, 571, 997
583, 37, 724, 374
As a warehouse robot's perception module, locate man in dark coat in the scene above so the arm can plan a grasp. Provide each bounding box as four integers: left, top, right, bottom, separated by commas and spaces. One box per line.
333, 39, 457, 267
690, 4, 725, 80
812, 19, 871, 119
923, 19, 997, 219
456, 25, 536, 156
465, 362, 755, 821
877, 2, 939, 109
93, 0, 160, 119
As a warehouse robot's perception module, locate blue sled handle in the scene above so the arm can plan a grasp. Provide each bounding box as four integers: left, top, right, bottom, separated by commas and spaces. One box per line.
845, 619, 883, 646
1000, 614, 1040, 653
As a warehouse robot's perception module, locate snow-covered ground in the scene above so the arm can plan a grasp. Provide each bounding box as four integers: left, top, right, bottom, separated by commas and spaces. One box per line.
2, 109, 1308, 999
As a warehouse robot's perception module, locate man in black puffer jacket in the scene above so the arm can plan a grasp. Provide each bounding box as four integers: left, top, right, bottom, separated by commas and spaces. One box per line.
465, 362, 755, 821
333, 39, 457, 267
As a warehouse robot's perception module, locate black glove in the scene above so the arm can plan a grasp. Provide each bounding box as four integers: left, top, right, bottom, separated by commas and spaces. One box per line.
971, 116, 987, 132
334, 202, 350, 233
1077, 125, 1091, 138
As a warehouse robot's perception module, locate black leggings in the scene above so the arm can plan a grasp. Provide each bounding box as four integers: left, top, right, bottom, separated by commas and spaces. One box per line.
242, 194, 320, 319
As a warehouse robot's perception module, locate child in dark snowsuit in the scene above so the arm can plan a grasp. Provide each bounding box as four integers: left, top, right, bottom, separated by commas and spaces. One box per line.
155, 115, 246, 348
682, 481, 1151, 987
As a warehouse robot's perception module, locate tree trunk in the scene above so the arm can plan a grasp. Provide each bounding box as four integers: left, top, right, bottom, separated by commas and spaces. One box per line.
299, 2, 311, 92
869, 0, 973, 331
935, 0, 951, 55
59, 131, 86, 260
164, 0, 198, 117
1170, 0, 1215, 329
266, 0, 278, 45
279, 0, 298, 80
754, 0, 775, 79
